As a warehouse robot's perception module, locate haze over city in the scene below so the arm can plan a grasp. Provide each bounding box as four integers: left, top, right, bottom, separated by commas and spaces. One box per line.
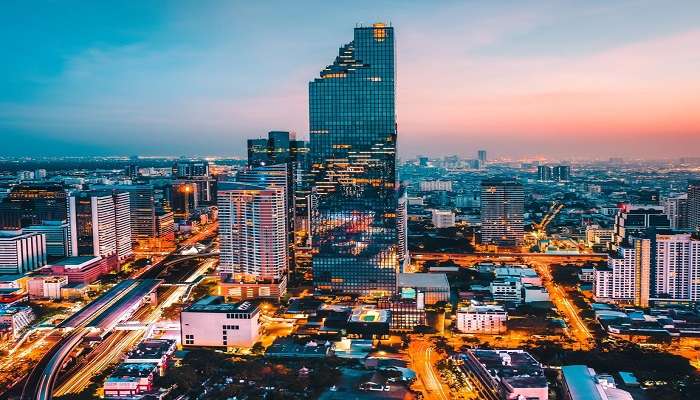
2, 0, 700, 159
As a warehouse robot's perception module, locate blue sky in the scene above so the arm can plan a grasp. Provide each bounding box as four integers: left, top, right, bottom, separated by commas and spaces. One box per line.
1, 1, 699, 159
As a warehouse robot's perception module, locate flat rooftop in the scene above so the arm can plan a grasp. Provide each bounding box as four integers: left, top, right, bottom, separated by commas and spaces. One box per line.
184, 295, 259, 314
469, 349, 547, 389
397, 273, 449, 289
50, 255, 101, 266
349, 306, 389, 323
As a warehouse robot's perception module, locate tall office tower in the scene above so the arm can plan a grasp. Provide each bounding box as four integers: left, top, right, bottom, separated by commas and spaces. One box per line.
552, 165, 571, 182
24, 220, 73, 258
612, 205, 670, 248
247, 131, 312, 236
480, 179, 524, 247
217, 182, 287, 299
653, 232, 700, 302
689, 180, 700, 232
170, 182, 198, 220
595, 237, 651, 307
0, 183, 67, 229
0, 230, 47, 274
68, 191, 133, 261
309, 23, 399, 296
92, 185, 156, 238
537, 166, 553, 182
172, 160, 210, 178
478, 150, 487, 164
125, 164, 139, 180
663, 193, 689, 230
397, 188, 409, 270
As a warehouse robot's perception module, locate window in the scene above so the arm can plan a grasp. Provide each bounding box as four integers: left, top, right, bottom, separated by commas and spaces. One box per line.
185, 334, 194, 345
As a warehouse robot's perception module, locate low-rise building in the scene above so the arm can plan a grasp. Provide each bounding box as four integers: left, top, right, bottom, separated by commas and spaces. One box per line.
27, 275, 68, 299
495, 267, 542, 286
346, 306, 391, 339
103, 362, 158, 398
397, 273, 450, 305
46, 255, 118, 284
456, 305, 507, 334
523, 284, 550, 303
431, 209, 456, 228
125, 339, 176, 375
561, 365, 633, 400
180, 296, 260, 348
459, 349, 548, 400
490, 277, 522, 303
0, 305, 35, 339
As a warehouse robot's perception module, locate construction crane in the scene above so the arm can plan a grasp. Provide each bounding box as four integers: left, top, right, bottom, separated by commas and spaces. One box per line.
532, 201, 564, 240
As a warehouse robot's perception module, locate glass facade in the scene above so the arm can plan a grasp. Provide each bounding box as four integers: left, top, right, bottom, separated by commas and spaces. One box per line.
309, 24, 398, 296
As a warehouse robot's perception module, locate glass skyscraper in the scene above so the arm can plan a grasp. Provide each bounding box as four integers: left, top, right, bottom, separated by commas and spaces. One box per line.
309, 23, 398, 296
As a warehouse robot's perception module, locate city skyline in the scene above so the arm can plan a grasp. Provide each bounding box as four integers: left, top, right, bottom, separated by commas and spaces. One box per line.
2, 1, 700, 159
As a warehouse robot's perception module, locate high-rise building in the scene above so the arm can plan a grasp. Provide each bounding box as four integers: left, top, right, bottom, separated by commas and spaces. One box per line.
689, 180, 700, 232
0, 230, 47, 274
217, 182, 287, 299
397, 189, 409, 270
480, 179, 524, 247
68, 190, 133, 262
172, 160, 209, 178
309, 23, 399, 296
0, 183, 68, 229
170, 182, 198, 220
24, 220, 73, 258
553, 165, 571, 182
612, 205, 670, 248
596, 231, 700, 306
92, 184, 156, 239
663, 193, 689, 230
478, 150, 487, 164
653, 232, 700, 302
537, 166, 552, 182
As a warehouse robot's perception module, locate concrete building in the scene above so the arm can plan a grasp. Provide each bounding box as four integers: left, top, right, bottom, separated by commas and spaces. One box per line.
494, 267, 541, 286
27, 275, 67, 299
595, 238, 651, 307
523, 284, 550, 303
396, 273, 450, 305
689, 180, 700, 232
561, 365, 633, 400
459, 349, 548, 400
456, 305, 507, 334
24, 220, 73, 258
397, 189, 409, 269
0, 305, 35, 339
490, 277, 523, 303
103, 362, 158, 398
431, 209, 456, 228
217, 182, 288, 299
92, 184, 157, 239
180, 296, 260, 348
419, 180, 453, 192
0, 230, 47, 274
68, 190, 133, 262
663, 193, 689, 230
480, 179, 524, 247
155, 209, 175, 239
47, 255, 118, 284
585, 225, 614, 248
612, 205, 669, 248
653, 232, 700, 302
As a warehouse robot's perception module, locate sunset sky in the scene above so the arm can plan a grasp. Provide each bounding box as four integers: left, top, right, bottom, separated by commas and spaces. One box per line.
1, 0, 699, 159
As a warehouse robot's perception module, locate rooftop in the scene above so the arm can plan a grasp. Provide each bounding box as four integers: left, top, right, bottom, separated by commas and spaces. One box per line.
468, 349, 547, 389
49, 256, 101, 266
184, 295, 259, 314
397, 273, 449, 289
348, 306, 390, 323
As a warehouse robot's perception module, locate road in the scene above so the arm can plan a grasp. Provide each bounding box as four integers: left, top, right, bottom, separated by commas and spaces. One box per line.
530, 260, 594, 348
412, 251, 605, 266
408, 337, 451, 400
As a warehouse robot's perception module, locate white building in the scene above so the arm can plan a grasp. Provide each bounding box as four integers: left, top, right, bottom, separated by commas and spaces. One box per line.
431, 209, 455, 228
24, 221, 74, 258
663, 193, 688, 230
523, 284, 550, 303
419, 180, 453, 192
180, 296, 260, 348
217, 182, 288, 299
397, 190, 409, 268
594, 240, 651, 307
28, 275, 68, 299
490, 277, 522, 303
653, 233, 700, 302
0, 305, 35, 338
456, 305, 507, 334
0, 230, 47, 274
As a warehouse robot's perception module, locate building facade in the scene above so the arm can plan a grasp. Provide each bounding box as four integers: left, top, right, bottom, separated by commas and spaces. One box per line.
309, 24, 399, 296
180, 297, 260, 348
456, 305, 507, 334
480, 179, 524, 247
217, 182, 287, 299
689, 180, 700, 232
0, 230, 47, 274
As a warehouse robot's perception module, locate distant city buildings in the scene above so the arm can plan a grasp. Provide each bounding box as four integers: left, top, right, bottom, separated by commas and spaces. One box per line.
663, 193, 688, 230
537, 165, 571, 182
480, 179, 524, 247
419, 180, 453, 192
431, 209, 455, 228
689, 180, 700, 232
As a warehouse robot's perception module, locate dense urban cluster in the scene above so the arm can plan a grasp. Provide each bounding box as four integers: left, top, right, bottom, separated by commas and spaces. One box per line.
1, 23, 699, 400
